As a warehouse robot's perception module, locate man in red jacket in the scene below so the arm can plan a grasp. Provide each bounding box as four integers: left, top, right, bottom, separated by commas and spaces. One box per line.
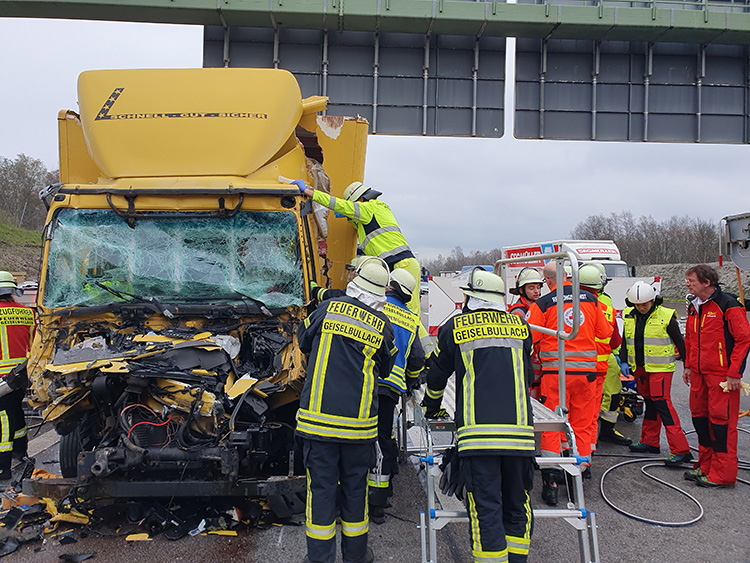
0, 272, 34, 480
683, 264, 750, 487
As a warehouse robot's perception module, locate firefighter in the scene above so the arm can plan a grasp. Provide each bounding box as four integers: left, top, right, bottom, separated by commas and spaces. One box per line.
620, 281, 691, 465
508, 267, 544, 398
422, 268, 535, 563
683, 264, 750, 487
578, 264, 630, 461
296, 258, 396, 563
309, 255, 367, 306
507, 267, 544, 318
0, 272, 34, 480
369, 268, 425, 524
527, 261, 612, 506
293, 179, 421, 315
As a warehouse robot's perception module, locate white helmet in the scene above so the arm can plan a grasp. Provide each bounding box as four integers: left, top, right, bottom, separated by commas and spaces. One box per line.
390, 268, 416, 296
343, 181, 382, 202
626, 281, 657, 304
460, 268, 505, 304
579, 264, 604, 290
345, 255, 368, 272
0, 271, 17, 297
352, 258, 390, 296
509, 267, 544, 295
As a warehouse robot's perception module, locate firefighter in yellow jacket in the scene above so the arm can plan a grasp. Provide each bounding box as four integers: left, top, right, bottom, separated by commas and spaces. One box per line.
293, 179, 421, 315
422, 269, 535, 563
296, 259, 396, 563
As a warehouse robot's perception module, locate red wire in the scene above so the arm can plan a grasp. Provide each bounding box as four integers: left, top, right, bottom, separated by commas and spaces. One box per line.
127, 415, 172, 440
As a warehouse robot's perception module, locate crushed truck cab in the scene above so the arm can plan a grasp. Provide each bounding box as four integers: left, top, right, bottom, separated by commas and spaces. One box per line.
26, 68, 367, 499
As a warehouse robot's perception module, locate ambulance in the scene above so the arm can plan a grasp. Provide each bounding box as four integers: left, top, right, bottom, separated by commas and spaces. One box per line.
499, 240, 661, 313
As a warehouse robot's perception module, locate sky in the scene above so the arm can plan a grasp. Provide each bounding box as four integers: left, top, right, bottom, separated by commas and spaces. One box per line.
2, 17, 750, 262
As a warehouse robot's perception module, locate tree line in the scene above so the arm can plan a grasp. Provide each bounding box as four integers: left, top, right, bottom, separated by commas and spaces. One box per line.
422, 212, 719, 274
0, 154, 58, 232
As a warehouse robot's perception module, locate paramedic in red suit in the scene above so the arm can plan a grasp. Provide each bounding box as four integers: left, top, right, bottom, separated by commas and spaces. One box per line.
683, 264, 750, 488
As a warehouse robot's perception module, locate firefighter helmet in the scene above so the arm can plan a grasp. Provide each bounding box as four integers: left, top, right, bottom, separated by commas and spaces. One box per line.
579, 264, 605, 290
353, 258, 390, 296
460, 268, 505, 304
390, 268, 416, 296
343, 181, 382, 202
0, 271, 17, 296
626, 281, 657, 304
345, 255, 368, 272
509, 267, 544, 295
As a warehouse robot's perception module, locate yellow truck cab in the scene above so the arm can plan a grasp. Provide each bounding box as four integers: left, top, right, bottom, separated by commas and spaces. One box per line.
26, 68, 367, 499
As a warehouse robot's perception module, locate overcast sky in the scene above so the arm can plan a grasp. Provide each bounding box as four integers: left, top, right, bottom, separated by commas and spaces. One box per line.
2, 17, 750, 262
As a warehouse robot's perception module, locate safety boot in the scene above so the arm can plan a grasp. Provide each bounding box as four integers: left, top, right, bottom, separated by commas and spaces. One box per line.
664, 452, 693, 467
629, 441, 660, 454
598, 420, 632, 446
541, 469, 560, 506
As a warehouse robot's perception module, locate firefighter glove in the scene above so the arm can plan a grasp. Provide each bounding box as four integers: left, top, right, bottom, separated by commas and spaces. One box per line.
438, 447, 465, 501
334, 211, 345, 218
406, 376, 421, 393
290, 179, 308, 193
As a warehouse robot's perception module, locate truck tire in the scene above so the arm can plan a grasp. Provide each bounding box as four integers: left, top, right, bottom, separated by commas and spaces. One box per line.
59, 414, 101, 478
59, 428, 82, 478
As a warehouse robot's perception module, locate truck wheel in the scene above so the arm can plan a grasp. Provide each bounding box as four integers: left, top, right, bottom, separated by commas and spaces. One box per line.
59, 428, 82, 478
59, 415, 101, 478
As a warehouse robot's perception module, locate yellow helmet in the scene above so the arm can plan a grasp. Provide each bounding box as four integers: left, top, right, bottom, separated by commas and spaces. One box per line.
579, 264, 604, 290
352, 258, 390, 296
0, 271, 17, 296
390, 268, 416, 296
509, 267, 544, 295
460, 268, 505, 304
343, 181, 382, 202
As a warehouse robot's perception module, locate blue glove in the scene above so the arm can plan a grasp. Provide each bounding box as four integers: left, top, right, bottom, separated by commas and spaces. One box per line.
290, 179, 308, 193
620, 362, 630, 376
334, 211, 344, 218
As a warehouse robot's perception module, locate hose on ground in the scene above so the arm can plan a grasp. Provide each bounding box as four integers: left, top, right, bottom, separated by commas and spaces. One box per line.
598, 427, 750, 527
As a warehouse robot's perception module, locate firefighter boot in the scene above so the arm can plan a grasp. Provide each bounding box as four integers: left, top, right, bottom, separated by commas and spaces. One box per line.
598, 420, 632, 446
541, 469, 560, 506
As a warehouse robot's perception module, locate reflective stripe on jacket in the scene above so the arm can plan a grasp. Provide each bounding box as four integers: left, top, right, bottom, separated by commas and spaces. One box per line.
594, 292, 616, 372
526, 283, 612, 378
0, 302, 34, 378
623, 305, 677, 372
685, 288, 750, 378
381, 296, 424, 393
297, 296, 396, 442
312, 191, 414, 268
425, 308, 535, 456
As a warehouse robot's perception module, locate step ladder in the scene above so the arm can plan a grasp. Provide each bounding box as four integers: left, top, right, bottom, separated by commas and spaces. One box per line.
406, 396, 600, 563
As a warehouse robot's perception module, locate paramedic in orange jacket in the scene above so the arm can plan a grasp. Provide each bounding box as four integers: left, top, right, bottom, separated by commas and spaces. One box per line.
527, 262, 612, 506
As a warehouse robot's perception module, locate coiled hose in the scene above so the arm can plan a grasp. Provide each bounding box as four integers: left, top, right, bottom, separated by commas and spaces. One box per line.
599, 427, 750, 527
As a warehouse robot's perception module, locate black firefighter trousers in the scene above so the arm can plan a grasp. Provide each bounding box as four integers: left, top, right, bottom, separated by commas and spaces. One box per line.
302, 438, 376, 563
461, 455, 535, 563
0, 389, 27, 476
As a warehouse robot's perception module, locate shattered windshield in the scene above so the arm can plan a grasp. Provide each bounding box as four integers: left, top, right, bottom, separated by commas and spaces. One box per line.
44, 209, 304, 309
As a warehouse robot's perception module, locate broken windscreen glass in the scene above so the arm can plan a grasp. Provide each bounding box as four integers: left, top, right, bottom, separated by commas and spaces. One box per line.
44, 209, 304, 309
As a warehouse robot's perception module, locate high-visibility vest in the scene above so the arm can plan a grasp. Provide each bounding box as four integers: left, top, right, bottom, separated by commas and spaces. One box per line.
381, 296, 421, 393
0, 302, 34, 378
594, 292, 615, 371
623, 305, 676, 372
312, 191, 415, 268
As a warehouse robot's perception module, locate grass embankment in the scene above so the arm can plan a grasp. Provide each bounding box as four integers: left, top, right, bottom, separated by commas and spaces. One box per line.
0, 222, 42, 245
0, 222, 43, 280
